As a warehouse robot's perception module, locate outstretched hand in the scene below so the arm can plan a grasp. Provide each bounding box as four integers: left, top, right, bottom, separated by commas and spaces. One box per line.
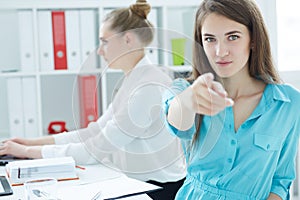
188, 73, 233, 115
168, 73, 234, 131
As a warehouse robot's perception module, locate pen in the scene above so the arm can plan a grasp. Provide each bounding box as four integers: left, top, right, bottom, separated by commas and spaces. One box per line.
75, 165, 86, 170
91, 191, 102, 200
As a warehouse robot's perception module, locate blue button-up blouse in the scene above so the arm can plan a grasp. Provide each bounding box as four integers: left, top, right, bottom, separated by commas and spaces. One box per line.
163, 78, 300, 200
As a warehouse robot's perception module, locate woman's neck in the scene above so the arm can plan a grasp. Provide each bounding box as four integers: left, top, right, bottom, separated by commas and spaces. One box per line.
222, 71, 265, 101
122, 50, 145, 75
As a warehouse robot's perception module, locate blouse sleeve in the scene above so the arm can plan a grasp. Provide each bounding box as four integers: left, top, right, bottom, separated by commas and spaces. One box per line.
53, 131, 81, 144
41, 143, 98, 165
53, 105, 113, 145
270, 117, 300, 199
43, 79, 171, 166
42, 121, 103, 164
163, 78, 196, 140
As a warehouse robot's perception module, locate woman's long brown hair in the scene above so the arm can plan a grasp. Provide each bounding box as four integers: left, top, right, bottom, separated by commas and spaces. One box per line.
190, 0, 281, 147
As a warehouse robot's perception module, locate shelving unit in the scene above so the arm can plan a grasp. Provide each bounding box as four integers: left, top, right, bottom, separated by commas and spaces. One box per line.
0, 0, 199, 138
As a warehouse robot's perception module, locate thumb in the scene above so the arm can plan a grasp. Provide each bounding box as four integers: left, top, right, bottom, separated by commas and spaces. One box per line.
200, 73, 214, 88
211, 81, 227, 97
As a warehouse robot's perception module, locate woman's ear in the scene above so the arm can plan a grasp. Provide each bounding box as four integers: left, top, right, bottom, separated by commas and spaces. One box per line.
126, 35, 130, 44
124, 32, 132, 45
124, 32, 138, 48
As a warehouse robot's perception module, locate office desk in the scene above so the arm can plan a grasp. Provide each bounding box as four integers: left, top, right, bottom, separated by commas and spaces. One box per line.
0, 164, 157, 199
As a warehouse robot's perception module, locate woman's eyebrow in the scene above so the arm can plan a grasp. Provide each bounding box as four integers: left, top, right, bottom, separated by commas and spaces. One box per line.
203, 33, 215, 37
203, 30, 242, 37
224, 30, 242, 36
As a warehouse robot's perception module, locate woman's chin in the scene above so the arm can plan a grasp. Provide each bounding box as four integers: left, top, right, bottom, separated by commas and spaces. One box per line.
106, 64, 120, 71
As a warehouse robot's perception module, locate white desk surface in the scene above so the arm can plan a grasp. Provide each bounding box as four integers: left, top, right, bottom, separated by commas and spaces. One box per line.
0, 164, 156, 200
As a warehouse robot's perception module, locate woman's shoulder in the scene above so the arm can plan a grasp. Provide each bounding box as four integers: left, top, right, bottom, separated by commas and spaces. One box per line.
275, 83, 300, 100
271, 84, 300, 113
172, 78, 191, 88
133, 65, 172, 83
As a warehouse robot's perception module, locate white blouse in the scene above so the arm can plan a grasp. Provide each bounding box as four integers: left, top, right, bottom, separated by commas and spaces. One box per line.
42, 57, 186, 182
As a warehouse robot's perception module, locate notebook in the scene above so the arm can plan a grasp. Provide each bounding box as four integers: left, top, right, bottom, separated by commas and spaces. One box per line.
6, 157, 78, 186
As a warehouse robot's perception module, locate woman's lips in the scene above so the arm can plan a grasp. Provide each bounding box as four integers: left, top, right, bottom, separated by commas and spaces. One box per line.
216, 61, 232, 67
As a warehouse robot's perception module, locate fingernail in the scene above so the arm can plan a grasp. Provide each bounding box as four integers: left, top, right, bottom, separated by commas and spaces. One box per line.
227, 98, 234, 105
220, 89, 227, 96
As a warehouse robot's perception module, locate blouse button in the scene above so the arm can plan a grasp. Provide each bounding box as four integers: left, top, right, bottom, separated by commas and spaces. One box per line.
267, 144, 270, 150
231, 140, 236, 145
227, 158, 233, 163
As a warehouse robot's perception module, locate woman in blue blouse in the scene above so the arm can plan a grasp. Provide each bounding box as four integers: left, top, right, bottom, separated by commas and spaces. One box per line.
164, 0, 300, 199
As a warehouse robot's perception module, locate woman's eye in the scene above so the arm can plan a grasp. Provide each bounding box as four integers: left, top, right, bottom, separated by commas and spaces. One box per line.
204, 37, 215, 42
99, 39, 108, 46
228, 35, 239, 41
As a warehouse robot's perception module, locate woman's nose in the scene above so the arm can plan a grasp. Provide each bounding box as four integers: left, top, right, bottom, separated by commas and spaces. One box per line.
97, 45, 104, 56
216, 42, 229, 57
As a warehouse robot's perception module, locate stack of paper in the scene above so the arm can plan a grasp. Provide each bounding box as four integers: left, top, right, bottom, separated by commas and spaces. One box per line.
6, 157, 78, 185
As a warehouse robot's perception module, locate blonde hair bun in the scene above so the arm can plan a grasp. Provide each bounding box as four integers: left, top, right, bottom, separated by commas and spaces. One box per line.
130, 0, 151, 19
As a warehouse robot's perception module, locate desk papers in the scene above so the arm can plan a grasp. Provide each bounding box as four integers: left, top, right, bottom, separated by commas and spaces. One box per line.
6, 157, 78, 185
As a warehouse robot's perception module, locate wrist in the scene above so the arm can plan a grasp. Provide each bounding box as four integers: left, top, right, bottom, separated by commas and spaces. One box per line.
179, 86, 196, 114
25, 146, 43, 159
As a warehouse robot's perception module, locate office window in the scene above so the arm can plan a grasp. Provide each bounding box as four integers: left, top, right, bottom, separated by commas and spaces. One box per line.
277, 0, 300, 71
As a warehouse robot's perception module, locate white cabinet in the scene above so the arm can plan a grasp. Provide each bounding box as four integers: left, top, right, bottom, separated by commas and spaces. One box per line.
0, 0, 199, 137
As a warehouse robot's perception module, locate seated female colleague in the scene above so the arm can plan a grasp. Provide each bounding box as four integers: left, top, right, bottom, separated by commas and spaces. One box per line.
0, 1, 186, 199
164, 0, 300, 199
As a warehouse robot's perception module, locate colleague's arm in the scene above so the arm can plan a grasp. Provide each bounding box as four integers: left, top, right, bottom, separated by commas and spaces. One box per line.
41, 81, 167, 164
8, 136, 55, 146
0, 140, 42, 158
0, 135, 54, 158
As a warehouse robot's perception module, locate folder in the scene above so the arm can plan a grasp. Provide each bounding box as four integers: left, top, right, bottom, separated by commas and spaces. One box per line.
78, 75, 99, 128
6, 78, 25, 138
37, 10, 54, 71
22, 77, 39, 138
146, 8, 159, 64
79, 10, 98, 69
65, 10, 81, 70
52, 11, 68, 70
17, 10, 36, 72
100, 9, 114, 68
58, 176, 161, 200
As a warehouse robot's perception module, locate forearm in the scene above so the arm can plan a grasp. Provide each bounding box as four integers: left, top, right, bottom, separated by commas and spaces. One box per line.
27, 136, 55, 146
167, 87, 196, 131
25, 146, 43, 159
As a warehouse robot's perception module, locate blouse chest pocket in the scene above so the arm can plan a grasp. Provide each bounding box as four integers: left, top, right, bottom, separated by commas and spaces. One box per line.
254, 134, 282, 151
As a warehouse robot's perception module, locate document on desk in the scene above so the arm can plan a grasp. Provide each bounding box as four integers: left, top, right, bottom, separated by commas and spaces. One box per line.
6, 157, 78, 185
76, 164, 122, 185
58, 176, 161, 200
